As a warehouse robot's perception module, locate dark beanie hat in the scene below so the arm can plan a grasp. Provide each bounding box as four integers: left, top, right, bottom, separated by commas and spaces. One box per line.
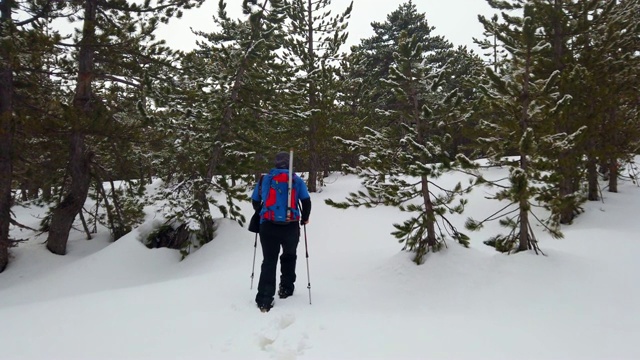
275, 151, 290, 169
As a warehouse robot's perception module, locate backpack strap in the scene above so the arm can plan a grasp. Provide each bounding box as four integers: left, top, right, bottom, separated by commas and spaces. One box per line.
258, 174, 265, 201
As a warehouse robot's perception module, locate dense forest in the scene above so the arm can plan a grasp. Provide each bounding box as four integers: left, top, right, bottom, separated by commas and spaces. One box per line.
1, 0, 638, 270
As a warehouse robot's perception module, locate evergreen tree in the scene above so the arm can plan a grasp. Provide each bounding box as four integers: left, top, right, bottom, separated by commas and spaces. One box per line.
347, 1, 452, 132
332, 51, 372, 169
439, 45, 487, 158
526, 0, 639, 214
282, 0, 352, 192
45, 0, 204, 255
468, 2, 572, 253
529, 0, 612, 223
475, 13, 509, 73
144, 0, 287, 250
0, 0, 18, 272
588, 0, 640, 193
327, 32, 473, 264
0, 0, 63, 271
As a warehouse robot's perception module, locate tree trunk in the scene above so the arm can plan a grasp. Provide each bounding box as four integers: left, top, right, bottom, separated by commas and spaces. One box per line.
307, 120, 318, 193
558, 174, 575, 224
518, 155, 531, 253
586, 154, 599, 201
27, 182, 39, 200
421, 176, 437, 248
42, 184, 52, 201
46, 0, 96, 255
551, 0, 576, 224
305, 0, 318, 193
515, 152, 534, 251
518, 201, 530, 252
47, 133, 92, 254
607, 106, 619, 193
78, 210, 92, 240
193, 188, 215, 241
0, 76, 12, 272
96, 179, 115, 237
608, 159, 618, 193
518, 48, 531, 253
0, 0, 14, 272
108, 179, 128, 240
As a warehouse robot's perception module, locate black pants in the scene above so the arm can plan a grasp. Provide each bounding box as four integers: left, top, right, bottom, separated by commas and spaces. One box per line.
255, 222, 300, 305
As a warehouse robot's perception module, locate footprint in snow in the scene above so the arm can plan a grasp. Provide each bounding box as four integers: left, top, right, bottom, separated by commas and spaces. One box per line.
257, 312, 309, 359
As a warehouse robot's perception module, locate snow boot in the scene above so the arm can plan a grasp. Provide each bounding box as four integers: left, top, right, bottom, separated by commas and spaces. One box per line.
257, 301, 274, 313
278, 284, 294, 299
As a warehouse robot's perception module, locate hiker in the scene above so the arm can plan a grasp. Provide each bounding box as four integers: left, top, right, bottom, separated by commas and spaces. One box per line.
251, 151, 311, 312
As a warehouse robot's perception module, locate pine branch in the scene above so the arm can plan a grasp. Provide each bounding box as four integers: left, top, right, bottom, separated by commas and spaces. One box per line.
479, 201, 518, 224
9, 218, 38, 232
527, 204, 563, 239
98, 74, 142, 89
526, 220, 546, 256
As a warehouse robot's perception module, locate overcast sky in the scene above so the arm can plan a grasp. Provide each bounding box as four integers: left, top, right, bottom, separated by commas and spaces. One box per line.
158, 0, 497, 55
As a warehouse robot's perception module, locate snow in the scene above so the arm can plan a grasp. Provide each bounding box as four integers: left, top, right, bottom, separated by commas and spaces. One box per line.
2, 166, 640, 360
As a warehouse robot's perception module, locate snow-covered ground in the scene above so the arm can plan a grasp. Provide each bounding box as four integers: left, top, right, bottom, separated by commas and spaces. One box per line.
1, 166, 639, 360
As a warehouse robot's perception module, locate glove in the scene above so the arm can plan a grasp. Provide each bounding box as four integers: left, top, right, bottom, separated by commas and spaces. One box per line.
248, 213, 260, 233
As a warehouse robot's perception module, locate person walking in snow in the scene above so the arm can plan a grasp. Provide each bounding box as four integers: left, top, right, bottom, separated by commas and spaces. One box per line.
251, 151, 311, 312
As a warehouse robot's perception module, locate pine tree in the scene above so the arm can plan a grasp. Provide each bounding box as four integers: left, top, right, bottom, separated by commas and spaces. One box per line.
528, 0, 611, 223
327, 32, 473, 264
45, 0, 204, 255
347, 1, 453, 133
143, 0, 287, 250
282, 0, 352, 192
467, 2, 573, 253
10, 3, 73, 206
332, 51, 373, 169
587, 0, 640, 193
475, 13, 509, 73
0, 0, 16, 271
0, 0, 64, 271
511, 0, 640, 221
440, 45, 487, 158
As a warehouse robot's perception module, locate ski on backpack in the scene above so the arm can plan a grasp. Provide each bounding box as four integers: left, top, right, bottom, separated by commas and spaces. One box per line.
287, 148, 293, 221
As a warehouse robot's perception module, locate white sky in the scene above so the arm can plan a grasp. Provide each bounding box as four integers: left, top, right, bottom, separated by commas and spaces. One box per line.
158, 0, 497, 55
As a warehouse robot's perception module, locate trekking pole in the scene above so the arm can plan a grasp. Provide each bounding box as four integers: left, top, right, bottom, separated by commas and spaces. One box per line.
250, 232, 258, 289
303, 224, 312, 305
